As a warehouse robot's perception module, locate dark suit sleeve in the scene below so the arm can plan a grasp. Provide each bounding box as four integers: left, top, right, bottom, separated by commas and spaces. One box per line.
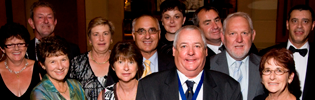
136, 80, 147, 100
231, 82, 243, 100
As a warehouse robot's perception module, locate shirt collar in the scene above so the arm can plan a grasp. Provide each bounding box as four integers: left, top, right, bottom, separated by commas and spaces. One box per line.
226, 51, 249, 67
42, 74, 75, 96
177, 70, 204, 86
287, 39, 309, 50
143, 51, 158, 65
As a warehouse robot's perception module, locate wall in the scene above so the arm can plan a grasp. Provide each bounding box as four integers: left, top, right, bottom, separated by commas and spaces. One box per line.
237, 0, 278, 50
85, 0, 124, 51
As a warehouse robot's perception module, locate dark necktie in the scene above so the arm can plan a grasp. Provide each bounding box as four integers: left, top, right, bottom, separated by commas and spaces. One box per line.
289, 46, 308, 57
185, 80, 195, 100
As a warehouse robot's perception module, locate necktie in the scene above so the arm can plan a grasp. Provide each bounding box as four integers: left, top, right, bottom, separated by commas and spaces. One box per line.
185, 80, 195, 100
289, 46, 308, 57
141, 60, 151, 78
233, 61, 243, 83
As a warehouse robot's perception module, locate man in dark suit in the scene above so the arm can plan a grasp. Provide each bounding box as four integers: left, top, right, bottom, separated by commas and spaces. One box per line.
210, 12, 264, 100
136, 25, 242, 100
259, 5, 315, 100
132, 14, 175, 78
27, 1, 80, 61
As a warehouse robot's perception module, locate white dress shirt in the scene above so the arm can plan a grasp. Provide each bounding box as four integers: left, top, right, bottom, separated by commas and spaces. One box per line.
207, 43, 223, 54
226, 52, 249, 100
177, 70, 204, 100
287, 40, 309, 99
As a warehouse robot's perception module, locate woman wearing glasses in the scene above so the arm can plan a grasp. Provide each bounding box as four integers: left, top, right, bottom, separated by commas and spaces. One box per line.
0, 23, 41, 99
254, 48, 301, 100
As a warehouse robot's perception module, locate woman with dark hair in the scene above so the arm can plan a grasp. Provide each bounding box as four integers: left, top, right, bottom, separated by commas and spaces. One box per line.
254, 48, 301, 100
158, 0, 186, 56
97, 41, 143, 100
30, 36, 86, 100
0, 22, 41, 100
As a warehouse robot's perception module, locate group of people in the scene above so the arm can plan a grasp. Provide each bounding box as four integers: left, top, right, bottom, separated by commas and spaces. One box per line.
0, 0, 314, 100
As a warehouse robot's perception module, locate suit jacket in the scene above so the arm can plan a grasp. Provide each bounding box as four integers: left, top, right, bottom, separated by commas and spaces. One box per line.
204, 47, 216, 70
27, 36, 81, 61
258, 42, 315, 100
210, 51, 264, 100
136, 67, 242, 100
157, 51, 176, 72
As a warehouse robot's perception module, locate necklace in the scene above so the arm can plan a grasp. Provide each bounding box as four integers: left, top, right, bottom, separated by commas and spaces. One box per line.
117, 82, 137, 100
4, 59, 28, 76
59, 85, 68, 94
90, 51, 109, 64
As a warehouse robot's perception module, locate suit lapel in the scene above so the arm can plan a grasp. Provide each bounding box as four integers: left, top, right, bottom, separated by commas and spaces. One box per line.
247, 53, 261, 100
26, 39, 36, 60
214, 51, 230, 75
302, 43, 315, 99
203, 70, 218, 100
163, 68, 179, 100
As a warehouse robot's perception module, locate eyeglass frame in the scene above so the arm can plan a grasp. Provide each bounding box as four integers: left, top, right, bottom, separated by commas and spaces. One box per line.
262, 68, 289, 75
134, 28, 160, 35
4, 43, 28, 49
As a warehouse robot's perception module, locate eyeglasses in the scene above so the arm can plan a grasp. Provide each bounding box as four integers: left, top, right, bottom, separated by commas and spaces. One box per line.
4, 43, 27, 49
135, 28, 159, 35
262, 69, 289, 75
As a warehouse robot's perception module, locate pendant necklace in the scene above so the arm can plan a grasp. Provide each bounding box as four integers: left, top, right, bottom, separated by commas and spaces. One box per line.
4, 59, 28, 78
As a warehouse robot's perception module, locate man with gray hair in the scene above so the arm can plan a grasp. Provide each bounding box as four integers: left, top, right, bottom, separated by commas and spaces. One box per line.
132, 14, 175, 78
209, 12, 264, 100
136, 25, 242, 100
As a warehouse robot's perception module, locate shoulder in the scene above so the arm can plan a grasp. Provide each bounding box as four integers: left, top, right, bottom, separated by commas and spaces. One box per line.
258, 42, 287, 56
206, 70, 237, 83
139, 69, 173, 85
71, 52, 88, 62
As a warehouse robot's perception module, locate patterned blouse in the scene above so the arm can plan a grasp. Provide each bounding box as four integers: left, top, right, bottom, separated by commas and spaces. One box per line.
102, 84, 116, 100
30, 74, 86, 100
69, 52, 117, 100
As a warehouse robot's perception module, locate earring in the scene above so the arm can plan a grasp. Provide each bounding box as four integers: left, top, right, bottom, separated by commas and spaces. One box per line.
0, 53, 4, 61
111, 40, 113, 44
26, 52, 29, 59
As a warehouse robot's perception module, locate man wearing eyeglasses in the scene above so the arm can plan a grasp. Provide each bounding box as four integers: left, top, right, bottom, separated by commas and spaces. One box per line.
132, 14, 175, 78
259, 5, 315, 100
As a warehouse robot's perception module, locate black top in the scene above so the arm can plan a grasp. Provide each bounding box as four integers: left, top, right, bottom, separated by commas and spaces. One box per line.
0, 61, 41, 100
157, 33, 174, 57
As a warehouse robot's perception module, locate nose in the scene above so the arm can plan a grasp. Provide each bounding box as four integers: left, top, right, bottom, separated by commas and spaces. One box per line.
269, 71, 276, 80
297, 21, 302, 28
144, 31, 151, 39
236, 34, 243, 43
187, 46, 195, 56
13, 45, 19, 50
124, 62, 129, 71
57, 61, 65, 70
170, 17, 175, 24
99, 35, 104, 41
211, 22, 218, 29
44, 17, 49, 24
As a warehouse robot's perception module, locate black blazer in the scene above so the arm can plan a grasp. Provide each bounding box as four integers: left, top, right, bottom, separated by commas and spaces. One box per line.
157, 51, 176, 72
27, 36, 81, 60
136, 67, 242, 100
259, 42, 315, 100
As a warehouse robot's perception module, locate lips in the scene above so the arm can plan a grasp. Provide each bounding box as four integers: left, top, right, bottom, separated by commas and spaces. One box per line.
55, 71, 65, 75
122, 73, 131, 76
143, 41, 152, 45
185, 59, 196, 63
268, 82, 279, 86
294, 30, 304, 35
98, 43, 106, 45
234, 45, 244, 48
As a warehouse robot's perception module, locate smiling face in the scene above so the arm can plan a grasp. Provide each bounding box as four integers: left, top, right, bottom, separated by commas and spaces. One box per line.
198, 9, 222, 44
28, 6, 57, 39
41, 54, 69, 82
222, 16, 255, 61
262, 58, 294, 94
132, 16, 161, 54
173, 28, 207, 78
287, 10, 315, 46
0, 37, 27, 62
89, 25, 112, 53
113, 57, 138, 83
161, 8, 186, 34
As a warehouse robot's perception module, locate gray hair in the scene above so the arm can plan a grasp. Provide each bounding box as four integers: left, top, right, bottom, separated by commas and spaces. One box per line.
132, 15, 161, 33
173, 25, 207, 49
223, 12, 254, 34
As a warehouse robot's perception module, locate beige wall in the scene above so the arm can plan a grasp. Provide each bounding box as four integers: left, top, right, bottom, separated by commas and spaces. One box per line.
85, 0, 124, 51
237, 0, 278, 50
